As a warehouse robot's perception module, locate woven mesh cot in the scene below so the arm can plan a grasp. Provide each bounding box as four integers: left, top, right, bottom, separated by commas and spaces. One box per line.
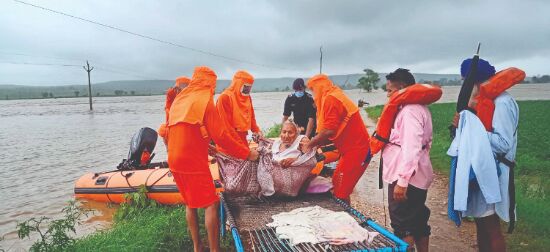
219, 193, 408, 252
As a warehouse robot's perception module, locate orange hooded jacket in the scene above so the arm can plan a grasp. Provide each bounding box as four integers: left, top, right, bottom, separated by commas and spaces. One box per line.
217, 70, 260, 133
307, 74, 359, 139
158, 76, 191, 138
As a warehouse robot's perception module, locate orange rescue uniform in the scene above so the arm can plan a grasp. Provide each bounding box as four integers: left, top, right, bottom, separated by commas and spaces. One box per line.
216, 70, 260, 148
307, 75, 370, 201
158, 76, 191, 141
167, 67, 249, 208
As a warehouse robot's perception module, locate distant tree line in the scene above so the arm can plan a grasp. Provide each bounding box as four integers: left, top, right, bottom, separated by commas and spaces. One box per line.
527, 75, 550, 84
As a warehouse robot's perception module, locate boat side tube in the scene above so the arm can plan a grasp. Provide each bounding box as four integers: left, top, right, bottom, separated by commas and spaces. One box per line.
333, 197, 409, 252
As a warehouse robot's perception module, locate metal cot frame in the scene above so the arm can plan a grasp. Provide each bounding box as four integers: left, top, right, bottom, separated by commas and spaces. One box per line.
219, 193, 408, 252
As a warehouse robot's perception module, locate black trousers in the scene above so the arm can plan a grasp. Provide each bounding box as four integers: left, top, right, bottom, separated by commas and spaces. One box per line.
388, 182, 431, 239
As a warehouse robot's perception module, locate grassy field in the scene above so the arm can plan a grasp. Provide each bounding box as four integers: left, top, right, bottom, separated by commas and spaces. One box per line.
66, 186, 237, 252
366, 101, 550, 251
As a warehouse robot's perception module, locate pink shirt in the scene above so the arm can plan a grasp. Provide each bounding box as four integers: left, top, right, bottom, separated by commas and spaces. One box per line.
381, 104, 434, 189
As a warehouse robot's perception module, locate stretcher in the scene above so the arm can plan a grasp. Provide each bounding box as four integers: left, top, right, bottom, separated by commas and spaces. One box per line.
219, 192, 408, 252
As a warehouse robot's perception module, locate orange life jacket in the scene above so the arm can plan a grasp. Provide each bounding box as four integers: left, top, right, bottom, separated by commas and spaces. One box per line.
474, 67, 525, 131
370, 84, 442, 155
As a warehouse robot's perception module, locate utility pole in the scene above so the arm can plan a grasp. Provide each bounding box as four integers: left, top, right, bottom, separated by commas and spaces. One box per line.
83, 60, 94, 110
319, 46, 323, 74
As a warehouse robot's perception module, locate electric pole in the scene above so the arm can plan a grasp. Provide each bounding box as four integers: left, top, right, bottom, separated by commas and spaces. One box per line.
319, 46, 323, 74
83, 60, 94, 110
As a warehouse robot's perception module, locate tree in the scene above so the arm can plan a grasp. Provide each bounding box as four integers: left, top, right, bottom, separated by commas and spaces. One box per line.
357, 68, 380, 92
283, 86, 290, 91
74, 91, 80, 97
49, 93, 53, 98
114, 90, 124, 96
42, 92, 49, 98
96, 92, 101, 96
130, 91, 136, 96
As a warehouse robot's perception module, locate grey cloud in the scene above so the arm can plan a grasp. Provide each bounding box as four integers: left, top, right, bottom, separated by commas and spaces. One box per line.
0, 0, 548, 86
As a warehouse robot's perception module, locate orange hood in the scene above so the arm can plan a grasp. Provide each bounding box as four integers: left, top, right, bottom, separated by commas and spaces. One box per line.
221, 70, 255, 131
307, 74, 358, 134
168, 67, 217, 126
175, 76, 191, 88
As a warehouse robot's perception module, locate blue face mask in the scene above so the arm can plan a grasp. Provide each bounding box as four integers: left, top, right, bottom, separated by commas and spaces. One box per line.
294, 91, 305, 98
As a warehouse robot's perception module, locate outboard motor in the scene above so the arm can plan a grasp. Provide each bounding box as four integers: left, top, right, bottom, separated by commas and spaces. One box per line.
117, 127, 158, 170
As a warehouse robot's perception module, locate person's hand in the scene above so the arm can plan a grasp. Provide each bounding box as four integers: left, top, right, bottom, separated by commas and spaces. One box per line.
393, 184, 408, 202
279, 158, 297, 168
298, 137, 310, 152
451, 112, 460, 128
247, 148, 260, 161
302, 142, 315, 154
252, 131, 263, 142
208, 144, 218, 156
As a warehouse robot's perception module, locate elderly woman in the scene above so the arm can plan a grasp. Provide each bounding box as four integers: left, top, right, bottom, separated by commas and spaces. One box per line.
272, 119, 310, 168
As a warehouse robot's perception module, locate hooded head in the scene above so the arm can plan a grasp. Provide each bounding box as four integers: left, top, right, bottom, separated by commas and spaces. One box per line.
188, 66, 217, 94
220, 70, 255, 131
306, 74, 337, 109
461, 58, 496, 84
167, 66, 217, 126
175, 76, 191, 89
227, 70, 255, 96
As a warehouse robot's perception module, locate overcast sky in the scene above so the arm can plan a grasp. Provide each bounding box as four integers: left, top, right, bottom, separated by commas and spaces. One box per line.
1, 0, 549, 86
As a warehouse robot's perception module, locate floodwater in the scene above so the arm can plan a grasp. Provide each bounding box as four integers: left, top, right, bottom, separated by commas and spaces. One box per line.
1, 84, 549, 250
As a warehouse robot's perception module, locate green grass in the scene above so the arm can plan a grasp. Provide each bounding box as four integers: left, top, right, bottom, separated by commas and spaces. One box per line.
69, 186, 236, 252
366, 101, 550, 251
265, 123, 282, 138
73, 206, 235, 252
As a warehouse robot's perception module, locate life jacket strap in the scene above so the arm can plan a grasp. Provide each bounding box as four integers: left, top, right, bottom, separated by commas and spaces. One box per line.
372, 131, 390, 144
497, 153, 516, 234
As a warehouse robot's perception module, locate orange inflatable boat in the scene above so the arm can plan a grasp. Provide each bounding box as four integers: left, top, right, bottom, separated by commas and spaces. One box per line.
74, 162, 221, 205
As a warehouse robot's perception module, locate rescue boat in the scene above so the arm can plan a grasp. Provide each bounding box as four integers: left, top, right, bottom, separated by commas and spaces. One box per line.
74, 162, 221, 205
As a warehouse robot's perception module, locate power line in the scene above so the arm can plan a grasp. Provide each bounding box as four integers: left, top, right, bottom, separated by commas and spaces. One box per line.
0, 51, 82, 62
0, 61, 81, 67
0, 51, 167, 80
13, 0, 289, 70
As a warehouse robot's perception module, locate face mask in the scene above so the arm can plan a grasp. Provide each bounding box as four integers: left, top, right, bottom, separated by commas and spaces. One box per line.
241, 85, 252, 96
294, 91, 305, 98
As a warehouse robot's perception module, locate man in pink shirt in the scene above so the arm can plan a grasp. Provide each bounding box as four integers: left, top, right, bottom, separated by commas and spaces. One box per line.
382, 68, 433, 252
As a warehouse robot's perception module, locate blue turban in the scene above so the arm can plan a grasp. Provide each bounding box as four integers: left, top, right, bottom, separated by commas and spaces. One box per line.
460, 58, 496, 83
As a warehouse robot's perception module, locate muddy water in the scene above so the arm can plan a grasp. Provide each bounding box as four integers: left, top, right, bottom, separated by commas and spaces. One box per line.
1, 84, 549, 250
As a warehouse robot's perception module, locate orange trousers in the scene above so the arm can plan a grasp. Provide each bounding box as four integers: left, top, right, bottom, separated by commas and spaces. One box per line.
332, 147, 369, 201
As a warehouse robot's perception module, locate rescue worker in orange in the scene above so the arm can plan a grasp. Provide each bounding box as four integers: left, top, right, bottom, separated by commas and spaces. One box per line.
167, 66, 259, 252
216, 70, 262, 150
158, 76, 190, 146
302, 74, 371, 203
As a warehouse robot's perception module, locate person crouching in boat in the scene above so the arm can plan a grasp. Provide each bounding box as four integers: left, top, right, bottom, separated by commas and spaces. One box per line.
158, 76, 190, 148
167, 66, 260, 252
301, 74, 370, 204
451, 59, 522, 252
272, 119, 310, 168
381, 69, 434, 252
216, 70, 263, 149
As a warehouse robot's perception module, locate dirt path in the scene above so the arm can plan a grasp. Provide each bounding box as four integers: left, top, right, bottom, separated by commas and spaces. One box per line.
349, 110, 478, 251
